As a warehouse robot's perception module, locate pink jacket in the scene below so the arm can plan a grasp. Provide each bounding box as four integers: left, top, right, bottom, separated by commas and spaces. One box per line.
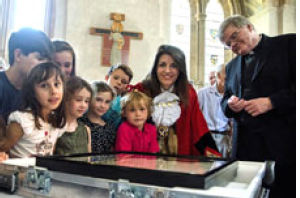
115, 121, 159, 153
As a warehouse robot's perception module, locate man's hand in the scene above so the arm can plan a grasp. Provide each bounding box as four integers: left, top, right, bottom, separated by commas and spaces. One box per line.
228, 95, 246, 113
244, 97, 273, 117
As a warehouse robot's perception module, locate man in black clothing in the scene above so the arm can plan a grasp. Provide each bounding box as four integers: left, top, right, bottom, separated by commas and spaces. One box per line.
0, 27, 54, 123
218, 15, 295, 198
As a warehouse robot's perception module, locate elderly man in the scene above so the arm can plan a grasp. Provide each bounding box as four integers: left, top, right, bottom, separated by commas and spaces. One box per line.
198, 64, 231, 158
209, 71, 216, 85
218, 15, 295, 198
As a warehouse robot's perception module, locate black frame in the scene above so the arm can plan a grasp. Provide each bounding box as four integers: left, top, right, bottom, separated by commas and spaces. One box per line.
36, 152, 236, 189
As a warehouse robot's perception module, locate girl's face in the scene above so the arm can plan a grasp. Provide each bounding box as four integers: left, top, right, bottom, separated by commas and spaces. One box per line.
54, 51, 73, 79
34, 74, 64, 118
89, 91, 113, 117
123, 101, 148, 131
67, 88, 91, 119
156, 54, 179, 90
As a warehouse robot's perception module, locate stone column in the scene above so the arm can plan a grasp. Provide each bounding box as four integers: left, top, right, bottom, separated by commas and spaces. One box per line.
196, 13, 207, 88
281, 0, 296, 33
189, 0, 207, 89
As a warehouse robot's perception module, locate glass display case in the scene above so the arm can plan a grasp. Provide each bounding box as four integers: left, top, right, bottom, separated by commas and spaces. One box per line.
36, 152, 237, 189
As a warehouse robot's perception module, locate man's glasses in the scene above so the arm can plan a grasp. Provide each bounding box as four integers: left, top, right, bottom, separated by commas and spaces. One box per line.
224, 29, 241, 49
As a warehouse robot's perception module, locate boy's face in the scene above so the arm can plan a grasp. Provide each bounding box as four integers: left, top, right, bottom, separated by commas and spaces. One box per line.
123, 102, 148, 131
18, 51, 48, 75
106, 69, 130, 95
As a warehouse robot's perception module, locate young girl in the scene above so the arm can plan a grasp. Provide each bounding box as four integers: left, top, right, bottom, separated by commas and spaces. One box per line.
54, 76, 92, 155
0, 62, 66, 158
115, 91, 159, 153
79, 81, 117, 153
53, 40, 76, 80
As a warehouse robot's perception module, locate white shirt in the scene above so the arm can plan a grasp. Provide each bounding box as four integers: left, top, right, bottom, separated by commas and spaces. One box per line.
197, 84, 230, 132
8, 111, 65, 158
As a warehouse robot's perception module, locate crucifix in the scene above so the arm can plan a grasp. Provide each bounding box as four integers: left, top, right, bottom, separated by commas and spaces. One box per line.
90, 13, 143, 66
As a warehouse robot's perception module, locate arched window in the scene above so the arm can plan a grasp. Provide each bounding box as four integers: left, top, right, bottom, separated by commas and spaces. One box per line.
205, 0, 224, 86
170, 0, 191, 78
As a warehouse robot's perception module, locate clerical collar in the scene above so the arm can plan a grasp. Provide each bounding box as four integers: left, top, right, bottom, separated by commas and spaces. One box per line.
160, 85, 175, 93
248, 34, 264, 55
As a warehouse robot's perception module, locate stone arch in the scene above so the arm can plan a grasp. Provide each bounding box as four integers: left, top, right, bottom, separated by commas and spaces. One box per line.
189, 0, 239, 88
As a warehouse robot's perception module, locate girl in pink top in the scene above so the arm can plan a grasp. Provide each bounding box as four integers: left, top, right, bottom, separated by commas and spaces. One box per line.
115, 91, 159, 153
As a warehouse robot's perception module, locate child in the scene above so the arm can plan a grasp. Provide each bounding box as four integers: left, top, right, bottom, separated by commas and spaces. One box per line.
54, 76, 92, 155
0, 27, 54, 124
103, 64, 133, 129
53, 40, 76, 80
115, 91, 159, 153
0, 62, 66, 158
79, 81, 117, 153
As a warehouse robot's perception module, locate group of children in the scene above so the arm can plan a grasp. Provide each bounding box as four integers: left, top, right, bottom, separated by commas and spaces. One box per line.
0, 28, 220, 160
1, 60, 159, 158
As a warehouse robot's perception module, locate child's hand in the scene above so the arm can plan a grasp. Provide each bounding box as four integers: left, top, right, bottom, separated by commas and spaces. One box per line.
0, 152, 8, 162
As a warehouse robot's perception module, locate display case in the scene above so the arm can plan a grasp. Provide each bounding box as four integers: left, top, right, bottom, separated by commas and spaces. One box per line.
36, 152, 237, 190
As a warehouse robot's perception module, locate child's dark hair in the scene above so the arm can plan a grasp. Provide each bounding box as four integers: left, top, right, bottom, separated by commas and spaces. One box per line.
8, 27, 54, 65
65, 76, 93, 101
21, 62, 66, 129
121, 91, 152, 119
107, 64, 133, 82
91, 81, 116, 100
53, 40, 76, 76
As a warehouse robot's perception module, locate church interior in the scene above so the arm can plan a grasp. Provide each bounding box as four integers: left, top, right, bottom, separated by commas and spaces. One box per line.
0, 0, 297, 197
0, 0, 296, 88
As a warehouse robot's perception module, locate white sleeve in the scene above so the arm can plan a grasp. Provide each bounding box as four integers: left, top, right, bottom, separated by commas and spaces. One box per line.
197, 89, 204, 110
8, 111, 35, 135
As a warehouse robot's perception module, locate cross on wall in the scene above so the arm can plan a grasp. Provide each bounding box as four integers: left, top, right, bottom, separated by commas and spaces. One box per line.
90, 13, 143, 66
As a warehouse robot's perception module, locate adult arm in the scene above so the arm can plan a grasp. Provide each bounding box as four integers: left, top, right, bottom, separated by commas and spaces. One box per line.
197, 89, 204, 111
189, 87, 220, 157
149, 124, 159, 153
85, 125, 92, 153
269, 36, 296, 116
245, 35, 295, 117
0, 122, 24, 152
221, 64, 245, 119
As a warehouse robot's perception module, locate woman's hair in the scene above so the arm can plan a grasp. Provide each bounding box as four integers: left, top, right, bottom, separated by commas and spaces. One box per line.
52, 40, 76, 76
90, 81, 116, 100
65, 76, 93, 104
143, 45, 189, 107
21, 62, 66, 129
121, 91, 152, 119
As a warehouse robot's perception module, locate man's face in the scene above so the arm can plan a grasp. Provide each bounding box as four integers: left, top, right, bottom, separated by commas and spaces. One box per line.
106, 69, 130, 95
216, 67, 226, 89
221, 25, 256, 55
209, 71, 216, 85
19, 51, 48, 75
